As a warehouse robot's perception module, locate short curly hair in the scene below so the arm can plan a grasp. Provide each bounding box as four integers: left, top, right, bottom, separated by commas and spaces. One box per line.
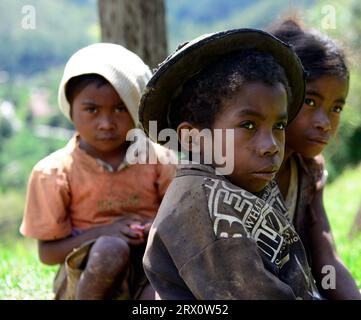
168, 49, 292, 130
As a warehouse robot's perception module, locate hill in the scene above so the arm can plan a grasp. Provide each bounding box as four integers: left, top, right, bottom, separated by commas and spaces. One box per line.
0, 0, 316, 76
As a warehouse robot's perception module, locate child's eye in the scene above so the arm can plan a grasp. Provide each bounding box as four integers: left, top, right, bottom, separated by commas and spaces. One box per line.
305, 98, 316, 107
274, 121, 287, 130
85, 107, 98, 114
332, 105, 343, 114
115, 106, 127, 113
240, 121, 256, 130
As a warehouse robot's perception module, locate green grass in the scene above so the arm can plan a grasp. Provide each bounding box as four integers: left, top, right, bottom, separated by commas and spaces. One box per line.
0, 164, 361, 299
323, 164, 361, 288
0, 240, 57, 300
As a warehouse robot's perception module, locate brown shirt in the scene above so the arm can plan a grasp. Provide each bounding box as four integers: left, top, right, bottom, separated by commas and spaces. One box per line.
143, 164, 320, 300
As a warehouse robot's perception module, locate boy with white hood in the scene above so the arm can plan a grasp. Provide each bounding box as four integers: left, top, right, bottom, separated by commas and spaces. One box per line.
21, 43, 175, 300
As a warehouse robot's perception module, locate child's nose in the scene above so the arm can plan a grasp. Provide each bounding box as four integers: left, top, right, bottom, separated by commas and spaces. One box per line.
98, 114, 116, 130
259, 135, 280, 157
314, 110, 331, 132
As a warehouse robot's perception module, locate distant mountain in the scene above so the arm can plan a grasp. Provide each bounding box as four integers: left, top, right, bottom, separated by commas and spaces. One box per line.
0, 0, 315, 77
166, 0, 315, 51
0, 0, 98, 76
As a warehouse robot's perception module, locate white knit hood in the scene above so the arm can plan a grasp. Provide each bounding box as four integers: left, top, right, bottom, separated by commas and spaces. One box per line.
58, 43, 152, 126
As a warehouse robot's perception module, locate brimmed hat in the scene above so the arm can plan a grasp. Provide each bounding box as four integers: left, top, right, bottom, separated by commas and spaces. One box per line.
58, 43, 152, 125
139, 28, 306, 142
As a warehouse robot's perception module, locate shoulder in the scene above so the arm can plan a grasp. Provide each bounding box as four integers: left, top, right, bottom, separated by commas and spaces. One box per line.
296, 154, 327, 190
32, 138, 76, 177
150, 173, 221, 265
159, 170, 210, 212
154, 169, 217, 232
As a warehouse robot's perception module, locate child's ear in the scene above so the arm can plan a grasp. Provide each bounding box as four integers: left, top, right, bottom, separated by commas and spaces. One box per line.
177, 122, 201, 153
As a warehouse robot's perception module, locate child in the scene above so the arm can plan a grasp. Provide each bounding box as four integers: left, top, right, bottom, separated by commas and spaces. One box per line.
20, 43, 176, 300
269, 19, 361, 299
140, 29, 321, 299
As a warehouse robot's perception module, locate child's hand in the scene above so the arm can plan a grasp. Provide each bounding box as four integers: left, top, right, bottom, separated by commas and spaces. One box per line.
129, 221, 152, 236
129, 223, 146, 237
99, 219, 145, 246
142, 222, 152, 238
129, 220, 153, 242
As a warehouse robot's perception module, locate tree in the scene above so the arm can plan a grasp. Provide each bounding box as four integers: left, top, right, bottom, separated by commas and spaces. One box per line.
98, 0, 167, 69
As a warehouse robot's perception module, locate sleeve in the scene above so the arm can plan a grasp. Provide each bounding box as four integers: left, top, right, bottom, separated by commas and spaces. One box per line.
178, 237, 297, 300
20, 164, 72, 241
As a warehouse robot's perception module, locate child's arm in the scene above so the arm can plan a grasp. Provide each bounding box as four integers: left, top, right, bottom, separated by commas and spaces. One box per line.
307, 189, 361, 299
38, 218, 145, 265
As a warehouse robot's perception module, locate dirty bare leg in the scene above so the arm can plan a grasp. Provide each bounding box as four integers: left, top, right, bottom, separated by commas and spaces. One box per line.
76, 236, 130, 299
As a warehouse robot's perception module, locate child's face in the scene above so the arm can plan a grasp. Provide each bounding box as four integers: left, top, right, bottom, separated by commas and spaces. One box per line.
212, 81, 288, 192
285, 75, 348, 158
71, 82, 134, 158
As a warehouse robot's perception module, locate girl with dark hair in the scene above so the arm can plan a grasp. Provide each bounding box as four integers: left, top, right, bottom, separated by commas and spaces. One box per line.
270, 19, 361, 299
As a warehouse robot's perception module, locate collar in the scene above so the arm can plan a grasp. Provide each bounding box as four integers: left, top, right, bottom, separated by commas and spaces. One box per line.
70, 131, 151, 173
176, 163, 227, 179
176, 163, 287, 216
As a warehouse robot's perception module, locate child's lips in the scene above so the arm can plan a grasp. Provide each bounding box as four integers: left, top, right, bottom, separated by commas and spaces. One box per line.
307, 137, 328, 146
97, 134, 119, 141
252, 171, 277, 181
307, 133, 329, 145
252, 166, 278, 181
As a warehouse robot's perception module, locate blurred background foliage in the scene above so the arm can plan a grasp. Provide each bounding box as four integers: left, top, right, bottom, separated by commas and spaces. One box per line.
0, 0, 361, 297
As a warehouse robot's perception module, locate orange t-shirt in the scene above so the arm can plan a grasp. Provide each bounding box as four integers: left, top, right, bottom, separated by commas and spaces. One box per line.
20, 135, 176, 241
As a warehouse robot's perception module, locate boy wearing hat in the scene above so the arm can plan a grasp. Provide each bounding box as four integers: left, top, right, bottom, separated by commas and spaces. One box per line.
140, 29, 321, 299
20, 43, 176, 300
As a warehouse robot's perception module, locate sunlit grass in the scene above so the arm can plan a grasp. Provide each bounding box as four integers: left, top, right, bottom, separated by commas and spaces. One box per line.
324, 163, 361, 288
0, 240, 57, 300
